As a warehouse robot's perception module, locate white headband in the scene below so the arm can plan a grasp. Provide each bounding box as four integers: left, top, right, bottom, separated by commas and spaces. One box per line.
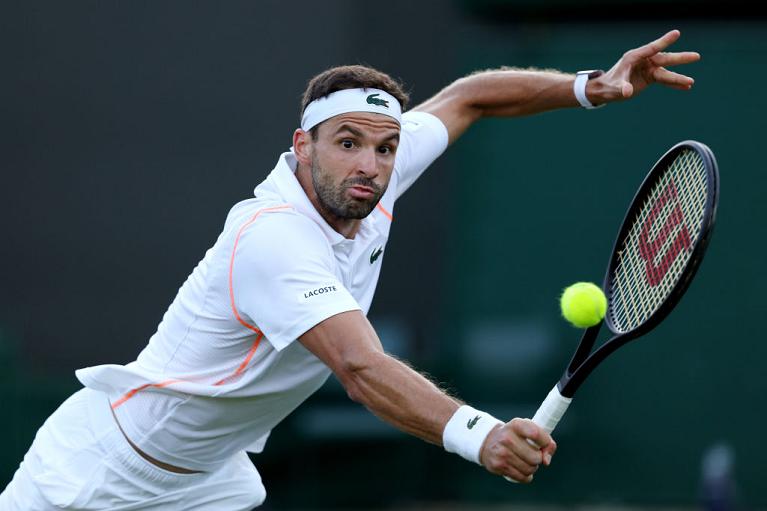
301, 88, 402, 132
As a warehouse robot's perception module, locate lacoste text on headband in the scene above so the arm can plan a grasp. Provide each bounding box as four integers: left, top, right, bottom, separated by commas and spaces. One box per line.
300, 88, 402, 132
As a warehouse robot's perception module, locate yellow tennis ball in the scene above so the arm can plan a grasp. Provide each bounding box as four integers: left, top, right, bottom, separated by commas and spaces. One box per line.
560, 282, 607, 328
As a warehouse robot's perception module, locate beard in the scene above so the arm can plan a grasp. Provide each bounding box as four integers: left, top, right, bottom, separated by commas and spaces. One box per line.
310, 157, 387, 220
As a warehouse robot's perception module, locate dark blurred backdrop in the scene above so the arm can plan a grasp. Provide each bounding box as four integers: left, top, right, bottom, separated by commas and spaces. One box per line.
2, 1, 765, 509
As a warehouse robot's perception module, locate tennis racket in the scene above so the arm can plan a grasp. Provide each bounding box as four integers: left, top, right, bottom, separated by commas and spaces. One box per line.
531, 139, 719, 437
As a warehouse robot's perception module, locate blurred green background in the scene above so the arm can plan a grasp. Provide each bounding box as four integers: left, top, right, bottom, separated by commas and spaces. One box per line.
1, 1, 764, 509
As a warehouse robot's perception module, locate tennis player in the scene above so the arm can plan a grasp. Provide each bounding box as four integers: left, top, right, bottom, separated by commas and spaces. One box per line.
1, 30, 699, 510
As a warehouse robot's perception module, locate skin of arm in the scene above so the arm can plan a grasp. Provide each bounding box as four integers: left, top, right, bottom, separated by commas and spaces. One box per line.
300, 310, 460, 445
414, 29, 700, 144
300, 310, 555, 482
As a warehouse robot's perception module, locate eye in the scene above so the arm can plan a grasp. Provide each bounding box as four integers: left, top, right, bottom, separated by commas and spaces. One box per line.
341, 140, 354, 149
378, 145, 392, 155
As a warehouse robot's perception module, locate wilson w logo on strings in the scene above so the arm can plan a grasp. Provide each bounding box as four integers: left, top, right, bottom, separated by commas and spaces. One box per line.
637, 179, 692, 287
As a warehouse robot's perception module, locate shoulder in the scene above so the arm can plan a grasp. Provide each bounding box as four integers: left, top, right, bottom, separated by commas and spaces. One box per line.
400, 111, 449, 142
233, 206, 334, 271
395, 110, 449, 163
389, 111, 450, 199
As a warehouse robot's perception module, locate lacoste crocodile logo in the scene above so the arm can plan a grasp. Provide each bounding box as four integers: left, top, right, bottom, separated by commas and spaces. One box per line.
467, 415, 481, 429
370, 246, 383, 264
366, 93, 389, 108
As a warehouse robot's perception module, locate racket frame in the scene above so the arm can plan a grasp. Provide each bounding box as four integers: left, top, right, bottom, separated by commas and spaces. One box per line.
556, 140, 719, 398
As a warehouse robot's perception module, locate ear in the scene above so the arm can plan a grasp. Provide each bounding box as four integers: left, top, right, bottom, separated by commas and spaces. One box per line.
293, 129, 313, 167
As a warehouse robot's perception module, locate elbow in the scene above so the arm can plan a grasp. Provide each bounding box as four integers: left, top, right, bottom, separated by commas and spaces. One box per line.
339, 362, 367, 404
339, 371, 365, 405
428, 78, 482, 122
447, 79, 484, 119
344, 381, 364, 405
335, 350, 381, 405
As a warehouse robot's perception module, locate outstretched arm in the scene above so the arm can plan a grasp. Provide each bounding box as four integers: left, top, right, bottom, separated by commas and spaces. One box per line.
301, 310, 457, 445
300, 310, 557, 483
414, 29, 700, 144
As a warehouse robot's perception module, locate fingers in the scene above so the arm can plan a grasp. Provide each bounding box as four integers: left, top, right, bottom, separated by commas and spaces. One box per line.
509, 419, 553, 468
506, 461, 537, 484
627, 29, 681, 60
542, 438, 557, 466
512, 435, 546, 466
650, 51, 701, 67
482, 439, 539, 481
506, 448, 540, 477
492, 452, 538, 483
622, 81, 634, 98
652, 67, 695, 89
481, 418, 557, 483
510, 418, 553, 451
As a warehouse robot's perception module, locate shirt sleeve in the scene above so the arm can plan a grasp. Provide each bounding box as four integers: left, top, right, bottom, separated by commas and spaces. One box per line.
393, 110, 449, 199
231, 210, 361, 351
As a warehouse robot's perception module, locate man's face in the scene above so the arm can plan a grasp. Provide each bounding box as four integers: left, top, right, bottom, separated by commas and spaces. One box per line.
309, 112, 400, 220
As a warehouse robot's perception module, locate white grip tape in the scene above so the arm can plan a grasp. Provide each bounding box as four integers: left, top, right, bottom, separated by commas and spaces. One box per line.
505, 385, 572, 483
531, 385, 572, 434
443, 405, 503, 465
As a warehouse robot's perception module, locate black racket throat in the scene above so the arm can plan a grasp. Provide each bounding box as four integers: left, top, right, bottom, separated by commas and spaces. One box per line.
556, 322, 642, 398
556, 140, 719, 400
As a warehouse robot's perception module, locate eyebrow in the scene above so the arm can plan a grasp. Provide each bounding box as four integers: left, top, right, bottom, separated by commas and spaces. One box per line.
335, 124, 400, 143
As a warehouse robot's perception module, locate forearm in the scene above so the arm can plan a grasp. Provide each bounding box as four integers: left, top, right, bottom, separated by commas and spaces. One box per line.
299, 311, 554, 478
415, 67, 581, 144
458, 67, 579, 118
340, 350, 461, 445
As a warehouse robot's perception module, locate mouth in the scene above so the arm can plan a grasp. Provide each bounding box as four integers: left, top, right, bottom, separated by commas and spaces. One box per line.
348, 185, 376, 200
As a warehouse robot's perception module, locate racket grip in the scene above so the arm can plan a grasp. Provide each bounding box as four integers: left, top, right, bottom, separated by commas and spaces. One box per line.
530, 385, 572, 435
505, 385, 571, 484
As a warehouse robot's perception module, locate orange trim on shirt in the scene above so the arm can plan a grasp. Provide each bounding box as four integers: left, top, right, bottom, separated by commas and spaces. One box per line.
111, 379, 184, 410
229, 204, 293, 333
376, 203, 393, 221
110, 204, 292, 410
214, 331, 264, 386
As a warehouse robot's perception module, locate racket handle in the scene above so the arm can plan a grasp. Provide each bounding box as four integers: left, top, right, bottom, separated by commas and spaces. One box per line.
505, 385, 571, 484
531, 384, 572, 435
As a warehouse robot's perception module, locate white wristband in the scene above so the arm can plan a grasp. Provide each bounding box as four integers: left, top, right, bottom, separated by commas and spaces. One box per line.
574, 70, 605, 109
443, 405, 503, 465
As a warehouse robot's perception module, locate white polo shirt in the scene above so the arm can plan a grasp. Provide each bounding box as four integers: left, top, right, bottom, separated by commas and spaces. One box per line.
75, 111, 449, 472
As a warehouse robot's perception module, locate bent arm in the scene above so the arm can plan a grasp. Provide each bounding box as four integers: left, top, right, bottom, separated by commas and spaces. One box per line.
414, 29, 699, 145
300, 310, 460, 444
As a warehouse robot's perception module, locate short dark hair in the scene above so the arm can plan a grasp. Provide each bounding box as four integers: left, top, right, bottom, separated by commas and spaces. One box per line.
300, 65, 410, 129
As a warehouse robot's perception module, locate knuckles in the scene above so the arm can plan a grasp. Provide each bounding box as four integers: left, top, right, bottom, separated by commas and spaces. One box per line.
484, 419, 555, 483
486, 443, 541, 478
509, 417, 532, 437
509, 469, 534, 484
486, 458, 507, 474
496, 430, 517, 448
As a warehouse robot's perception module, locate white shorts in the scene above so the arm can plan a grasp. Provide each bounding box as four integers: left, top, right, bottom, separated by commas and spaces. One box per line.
0, 388, 266, 510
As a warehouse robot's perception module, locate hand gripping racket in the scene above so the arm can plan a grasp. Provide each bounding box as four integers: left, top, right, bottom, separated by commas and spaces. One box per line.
531, 140, 719, 438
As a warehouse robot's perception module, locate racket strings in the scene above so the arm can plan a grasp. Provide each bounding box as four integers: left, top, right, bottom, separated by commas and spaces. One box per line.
617, 151, 705, 323
610, 149, 709, 332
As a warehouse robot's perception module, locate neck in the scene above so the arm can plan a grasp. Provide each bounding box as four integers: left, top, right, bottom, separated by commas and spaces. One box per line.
295, 164, 361, 239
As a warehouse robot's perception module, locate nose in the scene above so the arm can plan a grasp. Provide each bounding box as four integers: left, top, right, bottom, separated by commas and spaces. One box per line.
356, 147, 379, 178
